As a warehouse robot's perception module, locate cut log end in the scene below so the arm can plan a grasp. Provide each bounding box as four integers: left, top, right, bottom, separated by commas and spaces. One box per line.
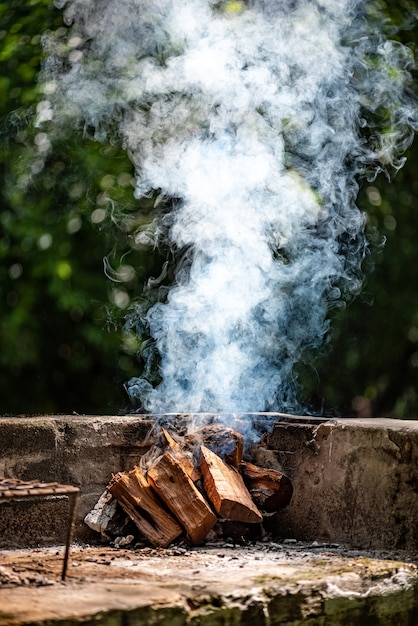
239, 461, 293, 512
161, 428, 201, 481
199, 445, 263, 524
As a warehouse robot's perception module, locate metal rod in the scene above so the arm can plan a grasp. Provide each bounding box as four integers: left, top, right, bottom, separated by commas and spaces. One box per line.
62, 492, 78, 581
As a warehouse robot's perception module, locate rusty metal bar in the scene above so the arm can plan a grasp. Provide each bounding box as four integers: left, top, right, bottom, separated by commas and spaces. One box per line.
0, 479, 79, 498
61, 491, 79, 581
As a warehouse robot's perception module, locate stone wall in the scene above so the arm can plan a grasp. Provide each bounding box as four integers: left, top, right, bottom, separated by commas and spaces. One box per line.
256, 417, 418, 551
0, 415, 153, 545
0, 415, 417, 551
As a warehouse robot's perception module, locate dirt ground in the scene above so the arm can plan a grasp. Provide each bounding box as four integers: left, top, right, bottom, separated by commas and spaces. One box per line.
0, 541, 417, 625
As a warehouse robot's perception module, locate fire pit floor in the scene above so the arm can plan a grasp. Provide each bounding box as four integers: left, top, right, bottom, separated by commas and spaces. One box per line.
0, 542, 417, 625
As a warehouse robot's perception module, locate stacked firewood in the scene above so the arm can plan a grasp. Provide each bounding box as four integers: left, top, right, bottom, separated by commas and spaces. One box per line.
85, 424, 293, 547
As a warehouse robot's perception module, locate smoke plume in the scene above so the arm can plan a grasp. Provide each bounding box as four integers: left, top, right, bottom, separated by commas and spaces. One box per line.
40, 0, 417, 414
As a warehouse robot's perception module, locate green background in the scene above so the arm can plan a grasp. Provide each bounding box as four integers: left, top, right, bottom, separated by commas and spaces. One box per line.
1, 0, 417, 418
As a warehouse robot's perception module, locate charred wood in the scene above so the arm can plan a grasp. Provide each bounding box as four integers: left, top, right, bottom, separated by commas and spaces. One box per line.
186, 425, 244, 469
239, 461, 293, 512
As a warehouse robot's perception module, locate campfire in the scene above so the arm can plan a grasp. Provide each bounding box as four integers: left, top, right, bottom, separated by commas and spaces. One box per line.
85, 421, 293, 548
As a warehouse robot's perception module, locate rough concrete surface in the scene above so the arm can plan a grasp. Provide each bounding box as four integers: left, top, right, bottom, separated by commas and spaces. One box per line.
0, 415, 154, 544
261, 417, 418, 551
0, 542, 417, 626
1, 415, 418, 624
1, 415, 417, 552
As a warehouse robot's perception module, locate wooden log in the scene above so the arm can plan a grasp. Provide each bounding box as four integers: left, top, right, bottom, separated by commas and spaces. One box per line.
239, 461, 293, 512
161, 428, 201, 481
107, 466, 183, 548
199, 446, 263, 523
147, 452, 217, 545
84, 490, 118, 537
186, 425, 244, 469
84, 490, 136, 539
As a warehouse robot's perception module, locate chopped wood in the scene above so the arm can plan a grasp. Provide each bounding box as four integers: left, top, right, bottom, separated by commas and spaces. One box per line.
186, 424, 244, 468
84, 491, 137, 539
107, 466, 183, 548
161, 428, 201, 481
199, 445, 263, 523
84, 490, 118, 537
147, 452, 217, 545
239, 461, 293, 512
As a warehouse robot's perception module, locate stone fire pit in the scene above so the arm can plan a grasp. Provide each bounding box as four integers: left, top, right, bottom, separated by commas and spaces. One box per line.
0, 414, 417, 625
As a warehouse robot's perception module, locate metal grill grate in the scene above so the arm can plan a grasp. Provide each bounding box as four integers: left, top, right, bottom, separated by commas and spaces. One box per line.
0, 478, 79, 580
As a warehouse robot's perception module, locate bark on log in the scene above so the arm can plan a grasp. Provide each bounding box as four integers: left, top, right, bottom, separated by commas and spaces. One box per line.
186, 425, 244, 468
84, 490, 137, 539
107, 466, 183, 548
84, 490, 118, 537
148, 452, 217, 545
199, 446, 263, 523
239, 461, 293, 512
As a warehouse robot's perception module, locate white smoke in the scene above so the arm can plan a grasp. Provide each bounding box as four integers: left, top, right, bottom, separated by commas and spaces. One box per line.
41, 0, 417, 413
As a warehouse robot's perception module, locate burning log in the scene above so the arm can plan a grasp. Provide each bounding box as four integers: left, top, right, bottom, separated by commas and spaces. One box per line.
147, 452, 217, 545
239, 461, 293, 512
199, 446, 263, 523
161, 428, 201, 481
186, 424, 244, 468
85, 422, 294, 548
107, 466, 183, 548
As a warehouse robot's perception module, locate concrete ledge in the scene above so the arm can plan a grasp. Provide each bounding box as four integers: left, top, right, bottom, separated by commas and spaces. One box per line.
0, 544, 417, 626
260, 417, 418, 551
0, 415, 154, 543
0, 415, 417, 551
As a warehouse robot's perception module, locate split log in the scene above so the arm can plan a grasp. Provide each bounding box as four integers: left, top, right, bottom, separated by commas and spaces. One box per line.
161, 428, 201, 481
148, 452, 217, 545
107, 466, 183, 548
239, 461, 293, 512
199, 445, 263, 523
84, 490, 137, 539
84, 490, 118, 537
186, 425, 244, 469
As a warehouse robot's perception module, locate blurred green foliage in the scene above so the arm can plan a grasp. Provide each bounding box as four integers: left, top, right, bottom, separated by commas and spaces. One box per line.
301, 152, 418, 418
0, 0, 417, 416
0, 0, 163, 413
